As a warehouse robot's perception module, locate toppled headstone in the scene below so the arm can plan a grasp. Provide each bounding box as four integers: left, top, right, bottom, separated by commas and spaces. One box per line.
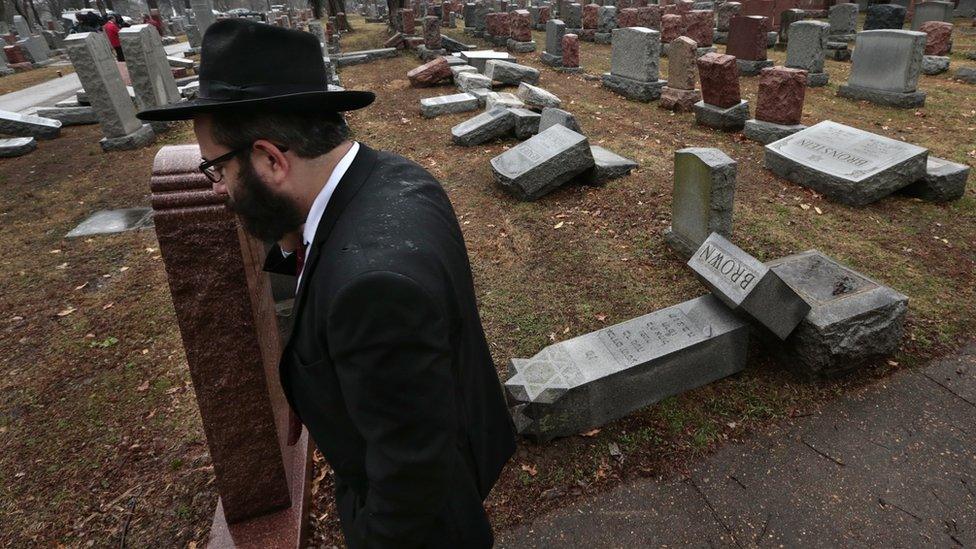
451, 107, 514, 145
420, 92, 479, 118
485, 91, 525, 110
456, 70, 493, 92
506, 294, 749, 442
0, 110, 61, 139
786, 20, 829, 86
581, 145, 639, 184
490, 124, 594, 200
764, 250, 908, 379
451, 64, 478, 78
0, 136, 36, 157
898, 156, 970, 202
664, 147, 736, 257
510, 107, 542, 139
460, 49, 516, 71
863, 3, 906, 30
920, 55, 950, 75
538, 107, 582, 133
694, 52, 749, 131
726, 15, 774, 75
689, 233, 810, 339
838, 30, 926, 108
66, 207, 153, 237
541, 18, 566, 66
33, 106, 97, 126
408, 56, 453, 86
601, 27, 667, 101
485, 59, 540, 85
764, 120, 928, 206
516, 82, 561, 109
659, 36, 702, 112
744, 66, 808, 144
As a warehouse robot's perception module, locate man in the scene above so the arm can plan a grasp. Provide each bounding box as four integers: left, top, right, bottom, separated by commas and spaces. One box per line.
137, 19, 516, 549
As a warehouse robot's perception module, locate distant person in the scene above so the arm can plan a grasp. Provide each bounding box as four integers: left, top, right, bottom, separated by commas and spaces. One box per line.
136, 19, 516, 549
144, 13, 163, 35
103, 15, 123, 61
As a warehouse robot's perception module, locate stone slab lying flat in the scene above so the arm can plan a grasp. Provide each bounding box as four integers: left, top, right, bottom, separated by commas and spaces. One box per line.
34, 106, 98, 126
0, 109, 61, 139
764, 120, 928, 206
898, 156, 971, 203
689, 233, 810, 340
420, 92, 479, 118
506, 294, 749, 442
451, 107, 514, 146
0, 136, 37, 157
456, 70, 493, 92
66, 207, 153, 237
485, 92, 525, 110
490, 124, 594, 200
460, 49, 516, 72
764, 250, 908, 379
484, 59, 540, 85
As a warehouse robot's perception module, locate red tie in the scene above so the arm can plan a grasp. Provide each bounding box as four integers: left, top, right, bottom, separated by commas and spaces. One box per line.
295, 240, 306, 277
288, 240, 307, 446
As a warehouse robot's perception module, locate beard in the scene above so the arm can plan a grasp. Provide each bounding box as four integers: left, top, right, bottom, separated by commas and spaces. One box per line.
225, 155, 304, 242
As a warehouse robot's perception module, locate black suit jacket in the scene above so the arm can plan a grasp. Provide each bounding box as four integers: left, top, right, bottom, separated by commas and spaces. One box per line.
264, 143, 516, 548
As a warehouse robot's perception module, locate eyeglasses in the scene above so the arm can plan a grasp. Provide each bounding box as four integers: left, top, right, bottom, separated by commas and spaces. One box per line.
198, 143, 290, 183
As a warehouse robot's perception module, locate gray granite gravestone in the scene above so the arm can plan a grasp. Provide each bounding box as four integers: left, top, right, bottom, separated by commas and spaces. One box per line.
190, 0, 216, 34
460, 49, 516, 71
510, 107, 542, 139
456, 70, 493, 91
837, 30, 926, 108
863, 3, 906, 30
420, 92, 480, 118
485, 91, 525, 110
911, 1, 953, 30
827, 3, 858, 41
0, 110, 61, 139
66, 208, 154, 237
542, 18, 566, 66
786, 20, 829, 86
516, 82, 561, 109
601, 27, 667, 101
689, 233, 810, 339
485, 59, 540, 84
581, 145, 638, 184
955, 0, 976, 16
490, 124, 594, 200
664, 147, 736, 258
64, 32, 155, 151
506, 294, 749, 441
764, 120, 928, 206
119, 25, 181, 133
0, 136, 37, 157
595, 5, 617, 43
764, 250, 908, 379
451, 106, 515, 145
33, 106, 98, 126
898, 156, 970, 203
538, 107, 582, 133
564, 2, 583, 28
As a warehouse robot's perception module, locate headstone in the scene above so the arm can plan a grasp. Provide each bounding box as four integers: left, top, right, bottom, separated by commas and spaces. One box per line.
408, 56, 453, 86
510, 106, 542, 139
451, 106, 515, 145
150, 145, 312, 545
66, 207, 153, 237
506, 293, 749, 442
508, 9, 536, 51
189, 0, 216, 34
64, 32, 155, 151
726, 15, 774, 75
595, 5, 618, 43
485, 58, 540, 84
786, 20, 828, 86
516, 81, 562, 108
920, 20, 952, 55
764, 250, 908, 379
777, 8, 805, 44
424, 16, 444, 49
689, 233, 810, 339
744, 66, 807, 144
863, 3, 906, 29
663, 147, 736, 257
911, 0, 952, 30
659, 36, 702, 111
119, 24, 180, 134
694, 52, 749, 130
0, 136, 36, 157
0, 110, 61, 139
541, 18, 566, 66
837, 30, 926, 108
491, 124, 594, 200
637, 5, 663, 29
898, 156, 970, 202
582, 2, 599, 30
685, 9, 715, 47
459, 49, 516, 71
618, 7, 641, 27
715, 0, 741, 42
421, 92, 479, 117
561, 33, 581, 70
33, 106, 98, 125
601, 27, 667, 101
827, 2, 858, 40
764, 120, 928, 206
955, 0, 976, 16
564, 2, 583, 28
485, 91, 525, 111
456, 69, 493, 91
660, 13, 686, 43
538, 107, 582, 133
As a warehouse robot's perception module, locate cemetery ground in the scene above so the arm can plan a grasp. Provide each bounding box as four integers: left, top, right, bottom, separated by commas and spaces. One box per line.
2, 15, 975, 546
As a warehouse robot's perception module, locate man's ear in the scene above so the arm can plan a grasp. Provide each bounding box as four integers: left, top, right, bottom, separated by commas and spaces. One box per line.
251, 140, 291, 188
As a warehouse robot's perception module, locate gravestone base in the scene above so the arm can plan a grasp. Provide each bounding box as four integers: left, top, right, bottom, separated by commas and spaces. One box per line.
579, 29, 596, 41
828, 32, 856, 42
510, 107, 542, 139
693, 100, 750, 132
417, 46, 447, 61
601, 73, 666, 102
898, 156, 970, 203
837, 83, 926, 108
149, 121, 173, 134
594, 32, 612, 44
0, 136, 36, 157
714, 30, 728, 44
486, 34, 508, 47
663, 225, 700, 257
580, 144, 638, 185
743, 119, 806, 145
764, 250, 908, 380
696, 46, 717, 57
540, 51, 563, 67
34, 106, 97, 126
507, 39, 537, 53
804, 71, 829, 87
921, 55, 950, 75
736, 58, 774, 76
658, 86, 702, 112
99, 123, 156, 152
826, 41, 851, 61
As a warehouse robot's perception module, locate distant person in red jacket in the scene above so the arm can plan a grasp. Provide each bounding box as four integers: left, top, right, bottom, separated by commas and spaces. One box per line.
143, 14, 163, 35
104, 16, 123, 61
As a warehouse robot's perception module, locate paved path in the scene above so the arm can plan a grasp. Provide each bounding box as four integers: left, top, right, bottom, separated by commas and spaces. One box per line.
498, 342, 976, 548
0, 42, 192, 114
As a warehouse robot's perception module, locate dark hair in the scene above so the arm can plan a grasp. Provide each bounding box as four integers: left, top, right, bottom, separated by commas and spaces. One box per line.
210, 110, 350, 159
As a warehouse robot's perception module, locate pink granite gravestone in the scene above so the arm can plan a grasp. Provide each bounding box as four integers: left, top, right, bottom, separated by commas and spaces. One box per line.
920, 20, 952, 56
697, 52, 741, 107
755, 66, 806, 125
562, 33, 580, 67
684, 9, 715, 45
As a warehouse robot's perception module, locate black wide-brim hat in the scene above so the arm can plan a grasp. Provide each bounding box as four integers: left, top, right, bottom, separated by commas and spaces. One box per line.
137, 18, 374, 121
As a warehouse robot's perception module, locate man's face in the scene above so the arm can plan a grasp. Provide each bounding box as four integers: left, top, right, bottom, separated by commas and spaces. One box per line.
194, 115, 303, 242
